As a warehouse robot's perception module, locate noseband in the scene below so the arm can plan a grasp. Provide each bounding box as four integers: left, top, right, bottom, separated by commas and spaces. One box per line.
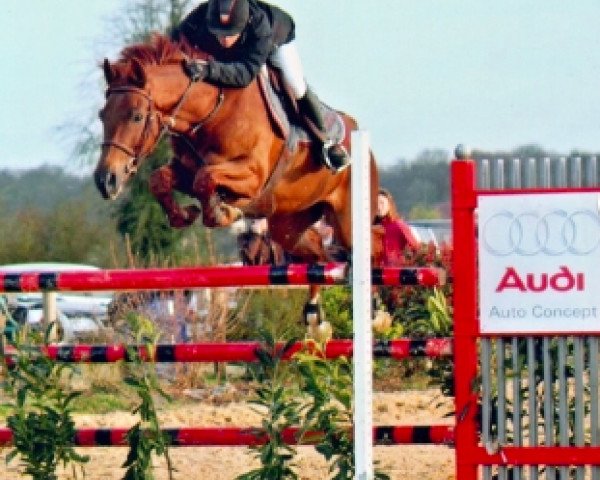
101, 80, 224, 174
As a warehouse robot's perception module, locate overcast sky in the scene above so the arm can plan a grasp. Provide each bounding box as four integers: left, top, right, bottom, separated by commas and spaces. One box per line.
2, 0, 600, 174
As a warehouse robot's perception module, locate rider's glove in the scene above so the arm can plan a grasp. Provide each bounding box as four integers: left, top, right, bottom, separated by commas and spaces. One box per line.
184, 59, 209, 82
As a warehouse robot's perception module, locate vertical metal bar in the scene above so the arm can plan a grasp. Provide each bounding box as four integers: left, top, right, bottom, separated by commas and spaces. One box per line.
509, 157, 521, 188
451, 157, 479, 480
493, 158, 505, 189
479, 159, 491, 190
512, 337, 522, 480
544, 337, 556, 480
583, 156, 598, 187
558, 338, 568, 479
539, 157, 551, 188
574, 337, 584, 480
570, 156, 582, 188
582, 157, 597, 187
585, 156, 599, 187
527, 338, 538, 480
555, 157, 567, 187
591, 337, 600, 480
497, 338, 507, 480
481, 339, 492, 480
42, 291, 58, 341
524, 157, 537, 188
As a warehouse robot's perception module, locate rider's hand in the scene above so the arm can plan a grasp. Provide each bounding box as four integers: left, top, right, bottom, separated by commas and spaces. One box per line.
184, 59, 208, 82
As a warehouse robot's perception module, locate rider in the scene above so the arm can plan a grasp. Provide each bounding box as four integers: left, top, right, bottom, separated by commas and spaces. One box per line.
172, 0, 350, 172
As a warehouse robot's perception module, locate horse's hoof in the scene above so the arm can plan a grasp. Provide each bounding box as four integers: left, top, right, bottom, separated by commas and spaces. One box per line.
185, 204, 201, 220
220, 204, 244, 225
169, 205, 200, 228
317, 321, 333, 343
229, 206, 244, 222
169, 215, 191, 228
306, 321, 332, 344
303, 302, 321, 326
372, 309, 392, 333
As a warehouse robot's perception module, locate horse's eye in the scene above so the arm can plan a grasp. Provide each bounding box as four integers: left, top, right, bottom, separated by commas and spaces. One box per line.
131, 111, 144, 123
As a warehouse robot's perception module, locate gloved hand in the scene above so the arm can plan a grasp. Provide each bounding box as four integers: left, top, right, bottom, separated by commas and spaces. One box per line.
184, 59, 208, 82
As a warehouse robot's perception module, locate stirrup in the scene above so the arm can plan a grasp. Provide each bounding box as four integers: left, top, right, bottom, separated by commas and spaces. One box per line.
322, 141, 351, 173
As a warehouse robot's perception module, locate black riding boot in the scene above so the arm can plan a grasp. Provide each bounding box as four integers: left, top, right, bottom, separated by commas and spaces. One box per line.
297, 88, 350, 172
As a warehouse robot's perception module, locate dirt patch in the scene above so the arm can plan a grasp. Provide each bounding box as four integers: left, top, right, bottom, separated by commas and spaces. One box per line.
0, 388, 455, 480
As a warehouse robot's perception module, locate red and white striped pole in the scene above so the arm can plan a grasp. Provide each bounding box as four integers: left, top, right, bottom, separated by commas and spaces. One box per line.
0, 264, 443, 292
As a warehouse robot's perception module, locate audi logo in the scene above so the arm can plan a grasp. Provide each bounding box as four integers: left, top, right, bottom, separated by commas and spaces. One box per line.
482, 209, 600, 256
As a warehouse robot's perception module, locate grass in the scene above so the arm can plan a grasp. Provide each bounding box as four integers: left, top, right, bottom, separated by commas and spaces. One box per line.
70, 390, 135, 414
373, 359, 437, 391
0, 358, 441, 420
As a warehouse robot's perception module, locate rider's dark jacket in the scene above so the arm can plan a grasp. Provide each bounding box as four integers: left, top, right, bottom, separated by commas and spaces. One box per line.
173, 0, 295, 87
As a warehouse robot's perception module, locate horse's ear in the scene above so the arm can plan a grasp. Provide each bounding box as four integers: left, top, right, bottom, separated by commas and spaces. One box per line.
103, 58, 116, 84
130, 58, 147, 88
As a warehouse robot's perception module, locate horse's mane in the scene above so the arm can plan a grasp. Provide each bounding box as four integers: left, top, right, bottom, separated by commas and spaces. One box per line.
115, 33, 206, 70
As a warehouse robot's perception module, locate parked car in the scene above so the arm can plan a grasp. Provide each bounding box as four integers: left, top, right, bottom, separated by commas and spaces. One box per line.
10, 299, 106, 342
408, 219, 452, 247
1, 263, 113, 342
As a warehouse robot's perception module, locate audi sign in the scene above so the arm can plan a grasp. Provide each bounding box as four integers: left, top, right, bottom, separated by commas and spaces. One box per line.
478, 192, 600, 333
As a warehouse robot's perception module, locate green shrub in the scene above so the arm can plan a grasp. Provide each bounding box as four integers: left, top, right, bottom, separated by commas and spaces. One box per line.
2, 324, 89, 479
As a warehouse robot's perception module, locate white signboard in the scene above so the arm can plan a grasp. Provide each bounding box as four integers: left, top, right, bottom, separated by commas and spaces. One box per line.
478, 192, 600, 333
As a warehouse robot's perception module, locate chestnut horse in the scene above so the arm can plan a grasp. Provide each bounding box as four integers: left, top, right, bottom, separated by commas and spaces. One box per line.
94, 34, 379, 337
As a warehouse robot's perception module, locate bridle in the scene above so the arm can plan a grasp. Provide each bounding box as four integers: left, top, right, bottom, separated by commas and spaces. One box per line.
101, 79, 224, 175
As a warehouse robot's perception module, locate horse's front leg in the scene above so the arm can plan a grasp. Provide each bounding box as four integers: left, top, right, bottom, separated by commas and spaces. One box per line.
149, 162, 200, 228
193, 162, 264, 228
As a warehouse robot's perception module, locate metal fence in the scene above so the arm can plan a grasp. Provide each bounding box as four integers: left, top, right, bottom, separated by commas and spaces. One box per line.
474, 156, 600, 479
476, 156, 600, 189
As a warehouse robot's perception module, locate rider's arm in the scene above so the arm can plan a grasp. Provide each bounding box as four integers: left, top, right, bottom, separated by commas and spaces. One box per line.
204, 8, 273, 87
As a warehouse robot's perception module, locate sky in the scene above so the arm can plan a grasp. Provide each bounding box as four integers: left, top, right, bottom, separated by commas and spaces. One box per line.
2, 0, 600, 174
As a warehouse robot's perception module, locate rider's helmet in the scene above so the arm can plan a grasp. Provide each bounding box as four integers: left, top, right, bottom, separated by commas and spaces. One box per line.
206, 0, 250, 36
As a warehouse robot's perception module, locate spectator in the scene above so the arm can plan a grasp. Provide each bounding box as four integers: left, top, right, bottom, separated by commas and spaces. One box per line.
311, 217, 348, 262
237, 218, 287, 265
373, 188, 420, 266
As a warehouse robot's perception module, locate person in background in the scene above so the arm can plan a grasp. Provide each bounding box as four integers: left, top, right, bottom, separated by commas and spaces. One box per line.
173, 0, 350, 171
372, 189, 420, 333
373, 188, 420, 266
237, 217, 287, 265
311, 217, 348, 262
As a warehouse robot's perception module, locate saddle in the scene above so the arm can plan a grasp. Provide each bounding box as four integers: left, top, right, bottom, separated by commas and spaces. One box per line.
257, 67, 350, 154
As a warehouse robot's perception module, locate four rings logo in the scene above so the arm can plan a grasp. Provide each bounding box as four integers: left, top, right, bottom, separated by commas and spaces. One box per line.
482, 209, 600, 256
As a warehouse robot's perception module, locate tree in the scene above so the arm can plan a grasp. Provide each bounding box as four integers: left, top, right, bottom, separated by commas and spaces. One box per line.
379, 149, 451, 217
68, 0, 221, 265
114, 145, 187, 265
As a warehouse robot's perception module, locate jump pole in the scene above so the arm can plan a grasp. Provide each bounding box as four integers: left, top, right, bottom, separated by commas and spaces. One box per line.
352, 130, 373, 479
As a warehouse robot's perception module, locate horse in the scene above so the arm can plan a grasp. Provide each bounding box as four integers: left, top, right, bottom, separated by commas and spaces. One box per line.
93, 34, 380, 339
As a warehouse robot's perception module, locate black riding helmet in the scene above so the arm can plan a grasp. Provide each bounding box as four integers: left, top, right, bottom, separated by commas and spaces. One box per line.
206, 0, 250, 36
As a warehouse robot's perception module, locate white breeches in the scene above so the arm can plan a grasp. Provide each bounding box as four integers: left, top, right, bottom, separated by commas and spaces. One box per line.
269, 40, 307, 99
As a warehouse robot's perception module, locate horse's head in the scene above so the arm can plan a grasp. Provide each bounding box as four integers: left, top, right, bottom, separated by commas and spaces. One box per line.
95, 57, 163, 199
94, 34, 214, 199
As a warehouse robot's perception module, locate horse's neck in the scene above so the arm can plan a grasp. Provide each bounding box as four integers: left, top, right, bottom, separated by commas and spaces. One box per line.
146, 65, 223, 124
203, 82, 276, 145
221, 82, 270, 128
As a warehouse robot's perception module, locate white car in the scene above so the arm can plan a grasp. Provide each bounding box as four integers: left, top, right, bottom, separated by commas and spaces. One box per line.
10, 300, 106, 342
408, 219, 452, 247
1, 263, 113, 342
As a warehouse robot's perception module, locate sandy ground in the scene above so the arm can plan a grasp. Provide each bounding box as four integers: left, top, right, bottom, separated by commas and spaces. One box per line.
0, 389, 455, 480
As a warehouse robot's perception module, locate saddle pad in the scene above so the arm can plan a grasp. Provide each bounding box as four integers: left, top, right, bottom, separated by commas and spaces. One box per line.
257, 69, 347, 152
